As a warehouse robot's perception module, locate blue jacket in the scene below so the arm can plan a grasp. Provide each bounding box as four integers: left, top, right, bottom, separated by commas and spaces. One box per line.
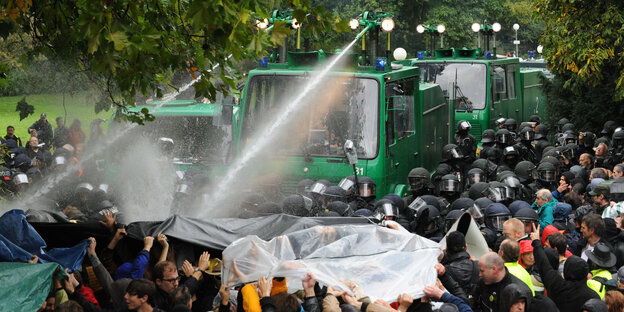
441, 292, 473, 312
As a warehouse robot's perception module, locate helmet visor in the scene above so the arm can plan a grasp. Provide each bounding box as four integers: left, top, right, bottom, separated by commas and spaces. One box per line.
309, 183, 327, 195
539, 170, 556, 182
408, 177, 426, 191
490, 215, 510, 232
469, 172, 485, 184
302, 195, 314, 211
459, 121, 471, 131
487, 187, 505, 202
408, 197, 427, 215
359, 183, 375, 197
440, 179, 460, 192
530, 168, 538, 180
338, 178, 355, 193
466, 204, 484, 219
521, 131, 535, 141
449, 147, 463, 159
497, 133, 511, 144
13, 173, 29, 185
380, 203, 398, 218
503, 176, 521, 188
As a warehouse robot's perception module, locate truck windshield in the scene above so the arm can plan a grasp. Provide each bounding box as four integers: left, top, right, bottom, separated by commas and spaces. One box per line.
112, 115, 232, 165
418, 63, 487, 109
243, 75, 379, 159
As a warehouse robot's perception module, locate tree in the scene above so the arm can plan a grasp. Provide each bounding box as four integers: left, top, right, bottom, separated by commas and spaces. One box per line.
0, 0, 342, 123
534, 0, 624, 101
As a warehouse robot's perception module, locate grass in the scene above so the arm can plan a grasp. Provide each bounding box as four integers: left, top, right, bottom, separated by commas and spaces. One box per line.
0, 93, 113, 143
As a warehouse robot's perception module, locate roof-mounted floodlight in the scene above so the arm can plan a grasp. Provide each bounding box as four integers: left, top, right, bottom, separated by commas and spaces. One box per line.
393, 48, 407, 61
416, 24, 425, 34
471, 23, 481, 33
349, 19, 359, 30
437, 24, 446, 34
381, 18, 395, 32
492, 22, 501, 32
513, 23, 520, 31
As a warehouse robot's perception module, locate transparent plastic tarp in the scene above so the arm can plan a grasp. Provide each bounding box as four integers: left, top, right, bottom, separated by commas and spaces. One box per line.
222, 224, 440, 301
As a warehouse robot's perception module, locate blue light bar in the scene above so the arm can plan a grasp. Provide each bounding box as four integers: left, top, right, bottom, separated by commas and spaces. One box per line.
259, 56, 268, 67
529, 51, 534, 59
485, 52, 492, 59
417, 52, 424, 59
375, 58, 386, 71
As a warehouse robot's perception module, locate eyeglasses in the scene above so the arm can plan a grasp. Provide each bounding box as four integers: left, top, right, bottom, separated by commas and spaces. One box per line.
162, 276, 180, 283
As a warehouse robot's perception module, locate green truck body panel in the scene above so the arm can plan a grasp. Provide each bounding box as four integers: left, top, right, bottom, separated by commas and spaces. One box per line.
410, 51, 548, 140
238, 57, 451, 196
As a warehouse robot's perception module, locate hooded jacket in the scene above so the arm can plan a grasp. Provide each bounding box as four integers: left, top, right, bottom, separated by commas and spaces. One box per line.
500, 283, 532, 312
580, 298, 608, 312
471, 268, 531, 312
531, 199, 556, 230
531, 240, 599, 311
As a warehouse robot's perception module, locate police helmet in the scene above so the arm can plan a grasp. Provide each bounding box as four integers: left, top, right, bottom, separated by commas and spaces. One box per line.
467, 168, 486, 185
338, 176, 357, 196
282, 194, 313, 217
557, 118, 570, 131
358, 176, 376, 199
327, 201, 351, 216
504, 118, 518, 132
445, 209, 465, 232
457, 120, 471, 132
439, 174, 462, 194
537, 161, 557, 183
496, 129, 513, 144
518, 127, 535, 142
450, 197, 474, 212
485, 203, 511, 232
481, 129, 496, 144
407, 167, 431, 192
508, 200, 531, 216
468, 182, 490, 200
535, 124, 548, 140
442, 144, 464, 161
514, 207, 539, 223
296, 179, 315, 195
374, 199, 399, 221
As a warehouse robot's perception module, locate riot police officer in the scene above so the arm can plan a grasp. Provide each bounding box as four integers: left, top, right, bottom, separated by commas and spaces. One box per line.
454, 120, 477, 163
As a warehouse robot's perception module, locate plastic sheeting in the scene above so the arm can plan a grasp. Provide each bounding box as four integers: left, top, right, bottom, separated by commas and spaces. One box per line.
0, 262, 66, 311
125, 213, 371, 250
222, 224, 441, 302
439, 212, 489, 259
0, 209, 89, 272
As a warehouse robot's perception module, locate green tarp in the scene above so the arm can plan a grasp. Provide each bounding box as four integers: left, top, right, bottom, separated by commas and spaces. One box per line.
0, 262, 66, 312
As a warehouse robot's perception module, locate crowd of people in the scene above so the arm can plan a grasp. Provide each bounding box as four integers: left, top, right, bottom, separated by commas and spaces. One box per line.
0, 113, 108, 206
6, 113, 624, 312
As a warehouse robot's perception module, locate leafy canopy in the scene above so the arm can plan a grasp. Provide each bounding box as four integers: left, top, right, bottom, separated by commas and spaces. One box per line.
0, 0, 342, 123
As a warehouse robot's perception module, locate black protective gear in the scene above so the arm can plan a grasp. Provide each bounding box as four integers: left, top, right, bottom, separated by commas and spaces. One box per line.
439, 174, 462, 194
503, 118, 518, 132
468, 182, 490, 200
457, 120, 471, 132
445, 209, 465, 232
407, 167, 431, 195
296, 179, 315, 196
561, 123, 575, 133
322, 186, 346, 208
557, 118, 570, 132
484, 202, 511, 232
338, 176, 357, 197
582, 131, 596, 149
441, 144, 464, 162
537, 161, 557, 183
514, 207, 539, 223
357, 176, 376, 200
529, 115, 540, 123
282, 194, 312, 217
467, 168, 486, 186
481, 129, 496, 144
496, 129, 513, 145
373, 199, 399, 221
326, 200, 351, 216
535, 124, 548, 140
514, 160, 537, 183
518, 127, 535, 142
471, 158, 498, 181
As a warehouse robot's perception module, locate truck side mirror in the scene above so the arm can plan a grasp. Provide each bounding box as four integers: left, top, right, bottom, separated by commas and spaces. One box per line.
344, 140, 358, 165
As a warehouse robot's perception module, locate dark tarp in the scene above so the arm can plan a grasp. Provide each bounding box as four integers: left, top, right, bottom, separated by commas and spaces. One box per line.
124, 214, 372, 250
0, 262, 67, 311
0, 209, 89, 272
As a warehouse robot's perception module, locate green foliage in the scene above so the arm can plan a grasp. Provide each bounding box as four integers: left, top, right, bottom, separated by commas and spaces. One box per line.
542, 71, 624, 134
534, 0, 624, 101
1, 0, 338, 123
15, 97, 34, 120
